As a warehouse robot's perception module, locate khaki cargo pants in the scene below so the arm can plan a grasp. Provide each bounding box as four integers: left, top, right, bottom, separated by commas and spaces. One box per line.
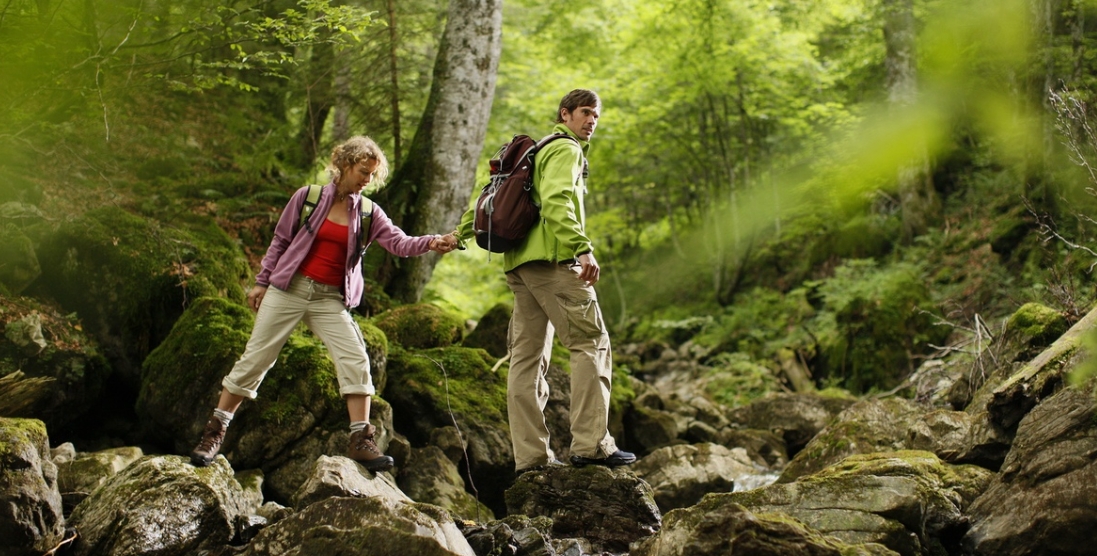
506, 260, 619, 471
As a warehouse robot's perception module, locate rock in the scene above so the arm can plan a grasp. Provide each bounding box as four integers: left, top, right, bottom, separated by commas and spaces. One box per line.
0, 297, 112, 430
505, 465, 661, 553
906, 409, 974, 462
963, 385, 1097, 556
240, 496, 476, 556
716, 427, 789, 468
55, 446, 144, 513
631, 500, 899, 556
398, 445, 495, 522
461, 515, 555, 556
462, 302, 512, 359
291, 454, 409, 510
385, 346, 513, 514
34, 207, 249, 387
373, 302, 465, 350
0, 226, 39, 294
624, 404, 680, 455
631, 443, 762, 512
0, 417, 64, 556
779, 397, 924, 482
729, 451, 992, 556
67, 455, 253, 556
948, 303, 1097, 472
430, 425, 469, 464
136, 296, 393, 504
726, 392, 856, 457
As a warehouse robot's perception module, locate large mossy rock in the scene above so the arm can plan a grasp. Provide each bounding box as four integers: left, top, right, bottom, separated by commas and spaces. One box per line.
729, 451, 992, 556
53, 444, 144, 513
726, 392, 857, 458
385, 346, 511, 514
462, 302, 512, 359
957, 303, 1096, 470
67, 455, 256, 556
0, 225, 40, 295
0, 296, 111, 430
240, 496, 476, 556
962, 385, 1097, 556
33, 206, 249, 385
631, 501, 899, 556
504, 466, 661, 553
373, 302, 465, 350
137, 296, 393, 503
0, 418, 64, 556
778, 397, 924, 482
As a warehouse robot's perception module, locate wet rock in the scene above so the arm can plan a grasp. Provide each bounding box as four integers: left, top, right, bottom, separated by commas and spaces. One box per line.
963, 385, 1097, 556
0, 417, 64, 556
461, 515, 555, 556
631, 500, 899, 556
726, 392, 856, 457
291, 454, 408, 510
631, 443, 763, 511
717, 427, 789, 468
505, 465, 660, 553
240, 496, 476, 556
779, 397, 924, 482
398, 445, 495, 522
67, 455, 254, 556
730, 451, 992, 556
462, 302, 512, 359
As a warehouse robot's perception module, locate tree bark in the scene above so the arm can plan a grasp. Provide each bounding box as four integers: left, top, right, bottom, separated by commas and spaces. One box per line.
294, 35, 335, 170
386, 0, 403, 165
883, 0, 939, 241
373, 0, 502, 303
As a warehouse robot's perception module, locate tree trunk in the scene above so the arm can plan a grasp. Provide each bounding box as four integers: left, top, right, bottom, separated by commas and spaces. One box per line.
883, 0, 939, 241
295, 38, 335, 170
373, 0, 502, 303
386, 0, 403, 165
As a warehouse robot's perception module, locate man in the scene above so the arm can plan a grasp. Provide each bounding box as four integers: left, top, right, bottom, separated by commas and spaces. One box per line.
456, 89, 636, 474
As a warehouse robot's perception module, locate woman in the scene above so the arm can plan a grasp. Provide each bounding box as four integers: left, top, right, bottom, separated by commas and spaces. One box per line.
190, 136, 456, 471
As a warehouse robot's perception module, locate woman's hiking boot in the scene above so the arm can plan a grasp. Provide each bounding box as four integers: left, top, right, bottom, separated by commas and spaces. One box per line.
190, 418, 226, 467
348, 424, 395, 471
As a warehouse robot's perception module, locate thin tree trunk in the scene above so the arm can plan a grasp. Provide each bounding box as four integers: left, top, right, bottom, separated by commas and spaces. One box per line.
386, 0, 402, 165
296, 39, 335, 170
374, 0, 502, 303
883, 0, 939, 241
332, 49, 351, 143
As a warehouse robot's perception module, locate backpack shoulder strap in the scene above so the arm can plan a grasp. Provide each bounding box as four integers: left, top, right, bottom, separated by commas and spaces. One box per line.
298, 184, 324, 234
358, 196, 374, 255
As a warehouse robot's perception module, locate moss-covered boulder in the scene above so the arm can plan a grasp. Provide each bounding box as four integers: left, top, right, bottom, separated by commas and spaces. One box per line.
462, 302, 512, 359
726, 391, 857, 458
0, 225, 39, 295
373, 303, 465, 350
33, 206, 249, 386
397, 445, 495, 522
0, 296, 111, 430
384, 346, 511, 514
67, 455, 255, 556
0, 417, 65, 556
729, 451, 992, 556
137, 296, 392, 503
631, 500, 899, 556
54, 445, 144, 514
778, 397, 924, 483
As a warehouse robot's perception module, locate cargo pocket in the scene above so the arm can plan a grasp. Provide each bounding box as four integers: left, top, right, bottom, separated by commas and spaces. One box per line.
556, 293, 606, 346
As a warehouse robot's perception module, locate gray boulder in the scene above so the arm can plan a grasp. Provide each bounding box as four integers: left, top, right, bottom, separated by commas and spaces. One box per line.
240, 496, 476, 556
631, 500, 899, 556
0, 417, 64, 556
505, 465, 661, 553
962, 384, 1097, 556
632, 443, 764, 511
461, 515, 556, 556
67, 455, 255, 556
291, 454, 408, 510
726, 392, 856, 457
730, 451, 992, 556
54, 445, 143, 513
398, 445, 495, 522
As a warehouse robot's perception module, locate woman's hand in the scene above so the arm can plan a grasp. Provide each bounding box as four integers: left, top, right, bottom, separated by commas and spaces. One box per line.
247, 285, 268, 312
429, 234, 458, 254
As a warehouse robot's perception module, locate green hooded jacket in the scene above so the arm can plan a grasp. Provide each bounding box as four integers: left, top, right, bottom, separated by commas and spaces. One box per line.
456, 123, 594, 272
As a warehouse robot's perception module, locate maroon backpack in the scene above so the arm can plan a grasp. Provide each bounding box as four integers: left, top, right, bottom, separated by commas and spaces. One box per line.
474, 133, 579, 253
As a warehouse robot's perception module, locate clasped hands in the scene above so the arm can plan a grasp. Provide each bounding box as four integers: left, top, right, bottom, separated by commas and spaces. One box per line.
429, 233, 459, 254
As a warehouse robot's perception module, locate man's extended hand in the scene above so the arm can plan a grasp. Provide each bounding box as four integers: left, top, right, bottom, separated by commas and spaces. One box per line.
429, 234, 458, 254
577, 253, 600, 286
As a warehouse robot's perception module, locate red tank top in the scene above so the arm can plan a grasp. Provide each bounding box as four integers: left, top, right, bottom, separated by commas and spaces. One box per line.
299, 218, 348, 287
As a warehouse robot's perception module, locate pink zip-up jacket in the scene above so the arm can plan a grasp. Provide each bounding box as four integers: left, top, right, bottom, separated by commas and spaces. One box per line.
255, 182, 437, 308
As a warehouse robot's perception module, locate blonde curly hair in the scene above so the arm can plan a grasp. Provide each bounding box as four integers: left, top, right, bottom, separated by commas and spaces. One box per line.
328, 136, 390, 185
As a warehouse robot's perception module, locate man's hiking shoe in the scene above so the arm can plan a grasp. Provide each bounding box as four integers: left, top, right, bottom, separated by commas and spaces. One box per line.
349, 424, 395, 472
190, 418, 226, 467
516, 459, 567, 476
569, 450, 637, 468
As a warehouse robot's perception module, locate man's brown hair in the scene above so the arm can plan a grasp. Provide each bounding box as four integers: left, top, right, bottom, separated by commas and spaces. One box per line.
556, 89, 601, 123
